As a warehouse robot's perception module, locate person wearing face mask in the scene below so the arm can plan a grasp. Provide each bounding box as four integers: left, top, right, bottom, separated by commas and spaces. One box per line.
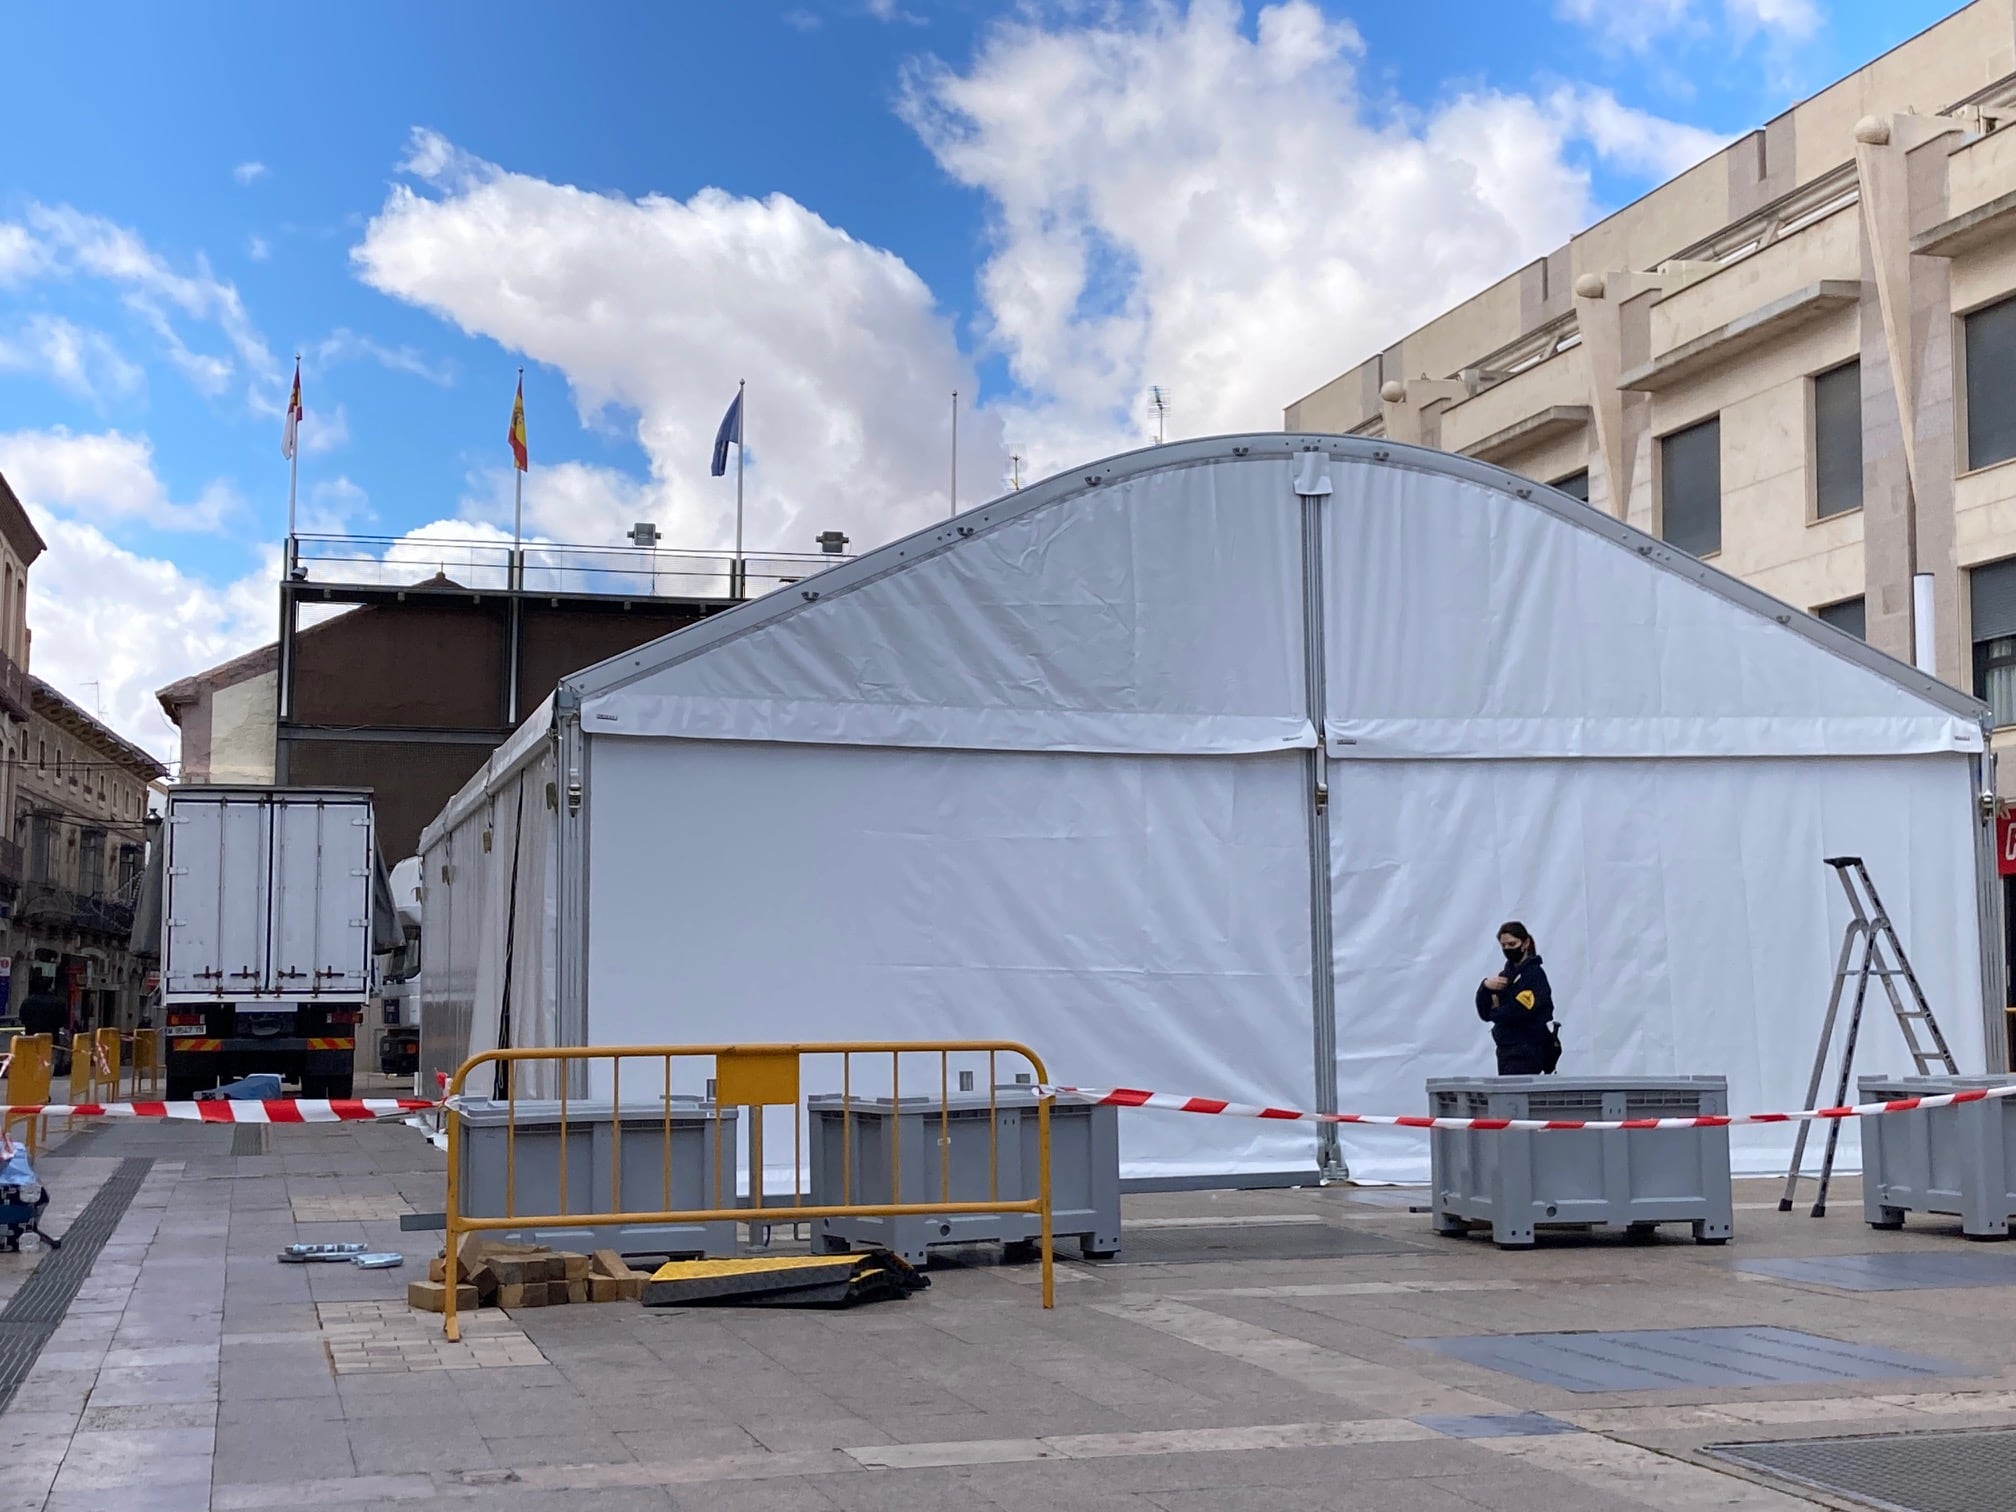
1475, 921, 1561, 1076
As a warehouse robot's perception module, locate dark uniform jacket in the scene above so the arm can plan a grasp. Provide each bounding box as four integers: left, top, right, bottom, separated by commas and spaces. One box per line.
1475, 955, 1555, 1065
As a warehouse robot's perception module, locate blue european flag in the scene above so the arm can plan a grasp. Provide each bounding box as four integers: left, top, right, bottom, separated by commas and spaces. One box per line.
711, 389, 743, 477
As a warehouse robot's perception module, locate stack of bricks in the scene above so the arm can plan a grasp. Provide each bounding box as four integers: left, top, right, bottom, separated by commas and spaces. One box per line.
407, 1236, 649, 1313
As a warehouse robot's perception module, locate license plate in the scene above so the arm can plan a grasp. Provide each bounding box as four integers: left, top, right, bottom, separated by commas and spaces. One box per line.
165, 1025, 208, 1038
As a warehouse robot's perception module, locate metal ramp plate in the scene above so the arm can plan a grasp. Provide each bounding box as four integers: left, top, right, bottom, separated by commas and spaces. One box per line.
1734, 1252, 2016, 1291
1419, 1327, 1964, 1392
1712, 1428, 2016, 1512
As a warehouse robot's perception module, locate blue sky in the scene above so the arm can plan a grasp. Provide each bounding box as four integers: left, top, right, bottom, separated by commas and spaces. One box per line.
0, 0, 1962, 753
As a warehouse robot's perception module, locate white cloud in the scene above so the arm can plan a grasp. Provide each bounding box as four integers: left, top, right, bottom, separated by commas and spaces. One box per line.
247, 235, 272, 262
22, 509, 276, 762
1556, 0, 1818, 51
233, 161, 269, 186
313, 327, 456, 386
354, 128, 991, 558
0, 428, 237, 532
300, 400, 351, 457
784, 8, 821, 31
351, 5, 1726, 559
865, 0, 925, 23
0, 316, 145, 405
1728, 0, 1820, 39
0, 224, 45, 286
899, 0, 1726, 466
1546, 85, 1729, 180
300, 476, 373, 534
12, 204, 280, 406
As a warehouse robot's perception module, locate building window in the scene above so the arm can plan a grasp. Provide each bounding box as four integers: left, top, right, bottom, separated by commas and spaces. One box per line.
1814, 361, 1861, 518
1815, 596, 1866, 640
78, 829, 105, 899
1551, 470, 1589, 502
1972, 558, 2016, 726
1967, 295, 2016, 471
1660, 417, 1722, 557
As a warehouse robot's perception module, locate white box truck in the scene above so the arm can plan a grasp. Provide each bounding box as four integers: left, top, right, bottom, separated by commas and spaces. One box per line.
148, 786, 399, 1099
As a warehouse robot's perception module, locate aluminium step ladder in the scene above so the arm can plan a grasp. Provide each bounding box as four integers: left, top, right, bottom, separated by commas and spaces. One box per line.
1780, 856, 1958, 1218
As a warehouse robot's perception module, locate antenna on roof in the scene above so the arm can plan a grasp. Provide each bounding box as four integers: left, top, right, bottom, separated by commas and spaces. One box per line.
1008, 452, 1024, 490
1148, 386, 1171, 445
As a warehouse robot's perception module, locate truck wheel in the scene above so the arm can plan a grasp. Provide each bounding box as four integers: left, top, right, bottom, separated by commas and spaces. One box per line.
302, 1075, 354, 1100
165, 1072, 210, 1101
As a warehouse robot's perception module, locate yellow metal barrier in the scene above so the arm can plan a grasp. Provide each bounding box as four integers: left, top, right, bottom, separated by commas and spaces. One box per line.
3, 1036, 52, 1154
441, 1041, 1056, 1341
60, 1030, 122, 1132
92, 1029, 121, 1103
125, 1029, 161, 1097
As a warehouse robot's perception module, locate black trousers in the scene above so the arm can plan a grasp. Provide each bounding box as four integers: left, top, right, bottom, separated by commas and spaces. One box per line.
1495, 1041, 1553, 1076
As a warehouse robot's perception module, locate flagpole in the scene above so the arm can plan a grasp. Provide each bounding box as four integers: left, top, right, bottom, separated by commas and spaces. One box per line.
734, 378, 746, 600
287, 352, 300, 540
949, 389, 958, 518
512, 366, 524, 558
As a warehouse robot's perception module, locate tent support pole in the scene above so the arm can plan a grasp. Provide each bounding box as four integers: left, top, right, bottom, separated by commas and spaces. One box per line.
1298, 461, 1346, 1182
1975, 749, 2008, 1073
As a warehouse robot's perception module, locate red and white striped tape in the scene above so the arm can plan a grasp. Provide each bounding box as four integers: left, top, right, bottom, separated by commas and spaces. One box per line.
1038, 1083, 2016, 1132
0, 1099, 436, 1124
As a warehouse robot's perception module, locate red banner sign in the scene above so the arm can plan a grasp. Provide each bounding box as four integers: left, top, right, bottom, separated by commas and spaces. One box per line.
1999, 813, 2016, 877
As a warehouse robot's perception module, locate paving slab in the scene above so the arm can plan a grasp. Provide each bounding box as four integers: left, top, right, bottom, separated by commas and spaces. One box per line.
21, 1120, 2016, 1509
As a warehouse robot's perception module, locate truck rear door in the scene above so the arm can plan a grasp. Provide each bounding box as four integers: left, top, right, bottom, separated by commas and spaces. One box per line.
270, 798, 372, 996
164, 794, 271, 996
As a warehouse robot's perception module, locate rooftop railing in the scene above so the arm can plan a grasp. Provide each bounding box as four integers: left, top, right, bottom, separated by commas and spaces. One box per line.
283, 534, 854, 602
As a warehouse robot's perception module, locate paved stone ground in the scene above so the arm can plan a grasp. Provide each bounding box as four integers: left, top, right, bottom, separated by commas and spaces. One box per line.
3, 1110, 2016, 1509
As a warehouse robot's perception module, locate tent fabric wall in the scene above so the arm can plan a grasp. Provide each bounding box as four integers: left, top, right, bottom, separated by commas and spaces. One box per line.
578, 458, 1310, 755
420, 435, 1994, 1186
418, 723, 562, 1097
583, 736, 1320, 1179
1320, 459, 1980, 758
1326, 754, 1984, 1182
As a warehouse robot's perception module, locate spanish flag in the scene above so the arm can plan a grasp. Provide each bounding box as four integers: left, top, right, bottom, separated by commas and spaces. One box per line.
508, 376, 528, 472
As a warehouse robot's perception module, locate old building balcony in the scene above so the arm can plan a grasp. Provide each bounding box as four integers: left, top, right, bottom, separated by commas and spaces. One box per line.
0, 654, 27, 723
17, 881, 133, 939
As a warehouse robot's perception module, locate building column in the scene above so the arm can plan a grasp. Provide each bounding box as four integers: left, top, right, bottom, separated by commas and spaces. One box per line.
1377, 378, 1468, 449
1855, 113, 1962, 677
1572, 272, 1664, 529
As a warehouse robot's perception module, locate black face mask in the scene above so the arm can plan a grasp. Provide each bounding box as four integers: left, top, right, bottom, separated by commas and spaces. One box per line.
1503, 946, 1522, 963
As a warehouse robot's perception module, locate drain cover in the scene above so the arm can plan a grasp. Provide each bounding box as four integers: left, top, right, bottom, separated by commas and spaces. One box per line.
1712, 1427, 2016, 1512
1733, 1252, 2016, 1291
1419, 1326, 1964, 1392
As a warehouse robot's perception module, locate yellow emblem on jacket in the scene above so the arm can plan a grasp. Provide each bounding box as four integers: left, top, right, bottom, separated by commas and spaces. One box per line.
1516, 990, 1536, 1010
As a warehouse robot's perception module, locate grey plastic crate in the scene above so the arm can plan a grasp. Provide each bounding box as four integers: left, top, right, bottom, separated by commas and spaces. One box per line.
807, 1090, 1121, 1262
1859, 1074, 2016, 1239
453, 1097, 738, 1258
1428, 1077, 1734, 1248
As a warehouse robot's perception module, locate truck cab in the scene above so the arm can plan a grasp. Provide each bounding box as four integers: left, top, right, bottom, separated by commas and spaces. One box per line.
376, 856, 423, 1082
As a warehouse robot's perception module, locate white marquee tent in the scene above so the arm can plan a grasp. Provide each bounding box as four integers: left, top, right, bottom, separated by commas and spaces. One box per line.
418, 435, 2003, 1184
